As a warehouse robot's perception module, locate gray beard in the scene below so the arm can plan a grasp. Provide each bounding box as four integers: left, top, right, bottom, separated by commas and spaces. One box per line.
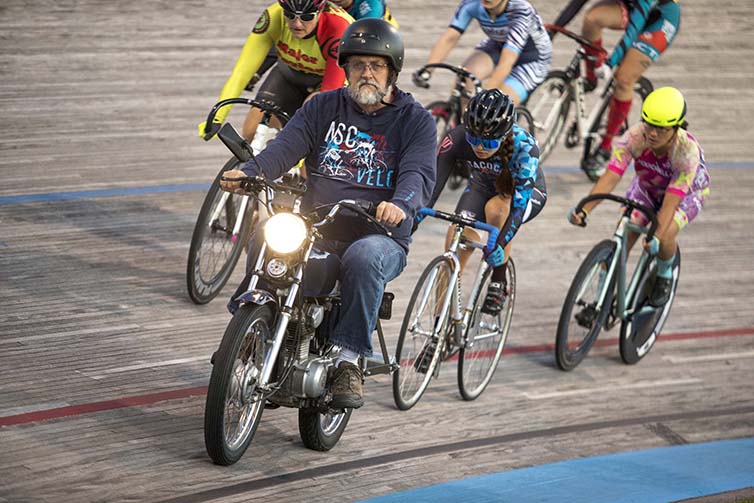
349, 80, 392, 106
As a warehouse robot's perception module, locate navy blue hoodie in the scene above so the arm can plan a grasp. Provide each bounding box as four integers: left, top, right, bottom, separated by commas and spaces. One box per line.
242, 87, 437, 251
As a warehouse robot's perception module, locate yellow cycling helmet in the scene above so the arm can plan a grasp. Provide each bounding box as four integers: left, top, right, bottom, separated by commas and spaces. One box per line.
641, 86, 687, 127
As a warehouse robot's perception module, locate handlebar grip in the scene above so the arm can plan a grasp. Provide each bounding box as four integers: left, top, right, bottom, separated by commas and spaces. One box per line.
474, 221, 500, 252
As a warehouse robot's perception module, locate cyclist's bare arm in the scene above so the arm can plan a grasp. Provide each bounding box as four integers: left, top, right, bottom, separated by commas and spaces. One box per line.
426, 28, 462, 68
570, 170, 622, 225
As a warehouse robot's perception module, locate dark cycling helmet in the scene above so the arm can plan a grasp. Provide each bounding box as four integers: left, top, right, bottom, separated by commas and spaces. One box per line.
337, 18, 404, 72
642, 86, 687, 128
464, 89, 516, 139
278, 0, 326, 13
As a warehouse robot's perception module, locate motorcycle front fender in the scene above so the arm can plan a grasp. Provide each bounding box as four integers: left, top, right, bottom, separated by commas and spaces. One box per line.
236, 288, 277, 309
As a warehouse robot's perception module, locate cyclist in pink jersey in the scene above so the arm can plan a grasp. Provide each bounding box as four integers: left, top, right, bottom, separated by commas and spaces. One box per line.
568, 87, 710, 306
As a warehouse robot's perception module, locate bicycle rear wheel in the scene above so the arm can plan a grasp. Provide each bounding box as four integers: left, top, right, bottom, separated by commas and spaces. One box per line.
523, 71, 572, 164
619, 249, 681, 364
515, 107, 535, 139
393, 256, 452, 410
556, 240, 616, 371
581, 76, 653, 180
186, 158, 256, 304
457, 259, 516, 401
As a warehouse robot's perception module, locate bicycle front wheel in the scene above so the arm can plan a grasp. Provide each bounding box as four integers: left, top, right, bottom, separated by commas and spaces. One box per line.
186, 158, 256, 304
556, 240, 616, 371
523, 71, 572, 164
393, 255, 452, 410
619, 249, 681, 364
458, 259, 516, 401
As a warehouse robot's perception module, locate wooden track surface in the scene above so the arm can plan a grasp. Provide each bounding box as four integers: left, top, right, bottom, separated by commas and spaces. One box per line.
1, 1, 753, 501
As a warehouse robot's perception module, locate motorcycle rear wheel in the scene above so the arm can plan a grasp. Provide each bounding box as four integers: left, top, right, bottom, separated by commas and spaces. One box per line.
298, 406, 353, 451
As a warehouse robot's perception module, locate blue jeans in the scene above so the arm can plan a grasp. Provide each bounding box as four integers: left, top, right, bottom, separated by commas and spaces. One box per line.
328, 234, 406, 357
230, 228, 406, 357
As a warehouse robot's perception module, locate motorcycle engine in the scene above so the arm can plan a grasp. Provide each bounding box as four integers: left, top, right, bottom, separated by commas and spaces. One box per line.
280, 320, 332, 399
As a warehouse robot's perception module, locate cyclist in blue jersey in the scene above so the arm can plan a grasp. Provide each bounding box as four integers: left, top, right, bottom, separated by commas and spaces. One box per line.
421, 90, 547, 313
414, 0, 552, 104
550, 0, 681, 178
332, 0, 398, 27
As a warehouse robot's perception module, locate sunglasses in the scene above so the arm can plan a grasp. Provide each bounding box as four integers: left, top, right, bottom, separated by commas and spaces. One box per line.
465, 132, 504, 150
282, 9, 317, 21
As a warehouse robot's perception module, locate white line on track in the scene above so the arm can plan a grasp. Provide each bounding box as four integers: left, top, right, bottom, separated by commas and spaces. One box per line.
521, 378, 703, 400
0, 324, 141, 344
662, 351, 754, 363
81, 356, 209, 379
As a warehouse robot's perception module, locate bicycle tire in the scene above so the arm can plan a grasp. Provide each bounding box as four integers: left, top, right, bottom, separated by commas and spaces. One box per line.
522, 71, 572, 164
556, 240, 616, 371
619, 248, 681, 364
515, 107, 536, 139
457, 258, 516, 401
186, 158, 256, 304
392, 255, 452, 410
581, 76, 653, 180
204, 304, 273, 465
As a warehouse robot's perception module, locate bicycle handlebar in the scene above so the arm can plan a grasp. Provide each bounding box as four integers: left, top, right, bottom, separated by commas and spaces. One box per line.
545, 24, 607, 56
204, 98, 291, 135
418, 207, 500, 251
575, 193, 659, 240
221, 174, 306, 196
416, 63, 483, 92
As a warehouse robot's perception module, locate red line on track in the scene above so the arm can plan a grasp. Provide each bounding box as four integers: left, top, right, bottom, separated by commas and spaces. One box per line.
2, 326, 753, 428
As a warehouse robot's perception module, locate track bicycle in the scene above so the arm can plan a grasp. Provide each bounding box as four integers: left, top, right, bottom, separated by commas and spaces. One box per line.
393, 207, 515, 410
186, 98, 291, 305
524, 24, 653, 179
556, 194, 681, 370
414, 63, 535, 190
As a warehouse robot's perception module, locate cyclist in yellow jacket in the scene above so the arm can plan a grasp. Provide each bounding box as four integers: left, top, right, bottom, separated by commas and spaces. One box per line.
198, 0, 353, 142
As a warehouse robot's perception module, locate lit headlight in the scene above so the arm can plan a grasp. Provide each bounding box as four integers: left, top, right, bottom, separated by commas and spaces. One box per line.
264, 213, 307, 254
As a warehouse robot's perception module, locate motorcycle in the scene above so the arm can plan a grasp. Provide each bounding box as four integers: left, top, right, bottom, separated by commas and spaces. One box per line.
203, 123, 398, 465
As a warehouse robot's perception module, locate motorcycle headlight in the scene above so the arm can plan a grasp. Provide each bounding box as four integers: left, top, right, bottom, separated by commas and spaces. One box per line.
264, 213, 307, 254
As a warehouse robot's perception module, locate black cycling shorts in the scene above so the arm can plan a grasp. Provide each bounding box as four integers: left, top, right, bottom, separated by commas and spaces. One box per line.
256, 63, 322, 118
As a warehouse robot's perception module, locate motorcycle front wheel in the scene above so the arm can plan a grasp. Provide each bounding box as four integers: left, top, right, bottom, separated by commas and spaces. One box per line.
204, 304, 274, 465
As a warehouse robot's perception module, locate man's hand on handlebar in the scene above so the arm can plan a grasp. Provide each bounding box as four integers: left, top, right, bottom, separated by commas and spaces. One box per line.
219, 169, 248, 193
375, 201, 406, 226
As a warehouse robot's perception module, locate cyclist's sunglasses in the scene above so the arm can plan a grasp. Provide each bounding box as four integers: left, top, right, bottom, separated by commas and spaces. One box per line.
282, 9, 318, 21
465, 132, 504, 150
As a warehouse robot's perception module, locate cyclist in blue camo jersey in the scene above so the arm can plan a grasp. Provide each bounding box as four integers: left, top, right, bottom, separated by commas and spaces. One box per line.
331, 0, 399, 27
421, 90, 547, 314
414, 0, 552, 104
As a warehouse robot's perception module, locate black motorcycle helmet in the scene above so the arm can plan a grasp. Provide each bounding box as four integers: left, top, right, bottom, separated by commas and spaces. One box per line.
337, 18, 404, 73
464, 89, 517, 139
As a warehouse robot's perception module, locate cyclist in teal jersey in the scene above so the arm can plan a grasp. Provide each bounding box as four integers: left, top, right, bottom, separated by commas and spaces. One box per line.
550, 0, 682, 178
331, 0, 399, 27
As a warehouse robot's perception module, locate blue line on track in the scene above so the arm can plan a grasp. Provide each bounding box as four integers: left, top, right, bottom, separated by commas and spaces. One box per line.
0, 161, 752, 206
360, 437, 754, 503
0, 183, 209, 206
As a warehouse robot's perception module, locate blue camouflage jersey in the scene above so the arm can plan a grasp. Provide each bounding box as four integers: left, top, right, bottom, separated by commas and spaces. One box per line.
449, 0, 551, 64
430, 124, 546, 248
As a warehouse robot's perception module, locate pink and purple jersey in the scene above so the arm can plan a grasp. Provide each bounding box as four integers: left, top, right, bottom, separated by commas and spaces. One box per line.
608, 123, 710, 202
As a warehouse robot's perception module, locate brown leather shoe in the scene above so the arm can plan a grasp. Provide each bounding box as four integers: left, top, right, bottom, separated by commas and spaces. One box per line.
329, 362, 364, 409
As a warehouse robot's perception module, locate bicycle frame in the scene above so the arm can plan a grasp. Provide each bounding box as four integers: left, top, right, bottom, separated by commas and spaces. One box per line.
575, 194, 660, 324
414, 208, 499, 348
